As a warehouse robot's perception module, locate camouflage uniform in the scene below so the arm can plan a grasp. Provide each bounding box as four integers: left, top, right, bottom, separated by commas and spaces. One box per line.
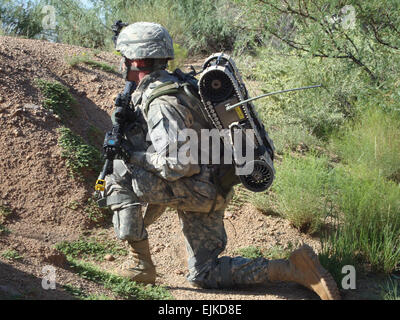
101, 22, 341, 300
105, 68, 271, 288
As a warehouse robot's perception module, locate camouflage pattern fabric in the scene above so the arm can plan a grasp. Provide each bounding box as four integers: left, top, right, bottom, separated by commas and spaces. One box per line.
116, 22, 174, 60
178, 209, 270, 288
105, 69, 270, 288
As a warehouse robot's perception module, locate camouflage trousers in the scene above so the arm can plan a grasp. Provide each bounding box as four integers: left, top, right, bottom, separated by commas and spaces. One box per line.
104, 160, 270, 288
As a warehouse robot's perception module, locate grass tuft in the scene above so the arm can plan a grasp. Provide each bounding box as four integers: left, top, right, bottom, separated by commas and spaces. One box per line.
66, 53, 117, 74
57, 127, 102, 180
1, 249, 23, 261
55, 238, 128, 261
34, 79, 75, 118
66, 258, 172, 300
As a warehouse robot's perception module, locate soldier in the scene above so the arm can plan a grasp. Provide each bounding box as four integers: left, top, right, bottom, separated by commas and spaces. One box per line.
104, 21, 340, 300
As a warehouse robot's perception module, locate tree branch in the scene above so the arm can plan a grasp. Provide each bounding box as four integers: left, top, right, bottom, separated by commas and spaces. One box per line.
369, 19, 400, 50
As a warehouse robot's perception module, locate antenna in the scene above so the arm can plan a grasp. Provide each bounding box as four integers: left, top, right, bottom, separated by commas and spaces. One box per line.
225, 84, 322, 111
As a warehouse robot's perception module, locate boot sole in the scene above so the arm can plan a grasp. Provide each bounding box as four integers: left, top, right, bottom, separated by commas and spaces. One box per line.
290, 244, 341, 300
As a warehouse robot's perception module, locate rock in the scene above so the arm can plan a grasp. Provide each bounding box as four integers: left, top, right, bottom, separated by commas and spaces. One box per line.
11, 109, 23, 118
175, 270, 185, 275
152, 246, 162, 253
13, 128, 23, 137
90, 74, 100, 82
23, 103, 40, 110
104, 254, 115, 261
224, 211, 233, 218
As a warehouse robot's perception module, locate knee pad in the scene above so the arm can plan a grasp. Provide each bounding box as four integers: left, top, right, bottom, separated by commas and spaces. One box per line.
112, 206, 147, 242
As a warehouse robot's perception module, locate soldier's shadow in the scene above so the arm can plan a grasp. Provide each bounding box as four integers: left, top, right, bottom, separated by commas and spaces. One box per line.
0, 261, 77, 300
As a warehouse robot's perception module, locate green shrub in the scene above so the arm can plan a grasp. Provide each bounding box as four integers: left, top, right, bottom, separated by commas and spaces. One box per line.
235, 244, 294, 260
260, 154, 336, 234
380, 277, 400, 300
55, 238, 128, 261
1, 249, 22, 261
57, 127, 102, 180
333, 168, 400, 273
84, 198, 110, 224
0, 203, 12, 235
331, 108, 400, 181
235, 246, 263, 259
0, 0, 43, 38
247, 47, 366, 142
262, 244, 293, 260
0, 225, 10, 235
0, 203, 12, 224
67, 198, 110, 224
34, 79, 75, 117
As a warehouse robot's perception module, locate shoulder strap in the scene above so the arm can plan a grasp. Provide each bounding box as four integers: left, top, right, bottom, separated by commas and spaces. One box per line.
143, 80, 213, 129
143, 81, 180, 116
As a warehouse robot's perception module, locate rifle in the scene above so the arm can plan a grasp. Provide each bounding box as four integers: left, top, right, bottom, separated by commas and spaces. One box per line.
111, 20, 128, 47
94, 81, 137, 194
94, 20, 136, 196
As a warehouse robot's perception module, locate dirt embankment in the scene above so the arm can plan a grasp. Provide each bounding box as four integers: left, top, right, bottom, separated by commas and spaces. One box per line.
0, 36, 376, 300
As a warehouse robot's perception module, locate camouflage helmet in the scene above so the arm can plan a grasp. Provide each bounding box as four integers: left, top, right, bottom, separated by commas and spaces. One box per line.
116, 22, 174, 60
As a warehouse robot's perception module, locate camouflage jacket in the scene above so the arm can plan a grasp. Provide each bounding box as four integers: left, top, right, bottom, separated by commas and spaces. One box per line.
123, 69, 210, 182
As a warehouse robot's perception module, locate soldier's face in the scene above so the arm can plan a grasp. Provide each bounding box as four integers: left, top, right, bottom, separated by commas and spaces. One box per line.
126, 59, 152, 83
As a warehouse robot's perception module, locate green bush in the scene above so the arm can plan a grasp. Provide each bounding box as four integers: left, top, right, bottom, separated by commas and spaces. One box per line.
57, 127, 102, 180
333, 167, 400, 273
380, 277, 400, 300
259, 154, 335, 234
55, 238, 128, 261
1, 249, 22, 261
331, 108, 400, 182
0, 203, 11, 223
34, 79, 75, 117
248, 47, 367, 139
235, 246, 263, 259
0, 0, 43, 37
84, 198, 110, 224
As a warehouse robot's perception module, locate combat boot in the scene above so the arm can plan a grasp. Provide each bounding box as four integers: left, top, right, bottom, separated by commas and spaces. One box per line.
114, 239, 156, 284
267, 244, 341, 300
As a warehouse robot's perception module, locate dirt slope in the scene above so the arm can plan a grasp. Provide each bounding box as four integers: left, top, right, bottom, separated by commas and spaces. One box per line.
0, 36, 377, 300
